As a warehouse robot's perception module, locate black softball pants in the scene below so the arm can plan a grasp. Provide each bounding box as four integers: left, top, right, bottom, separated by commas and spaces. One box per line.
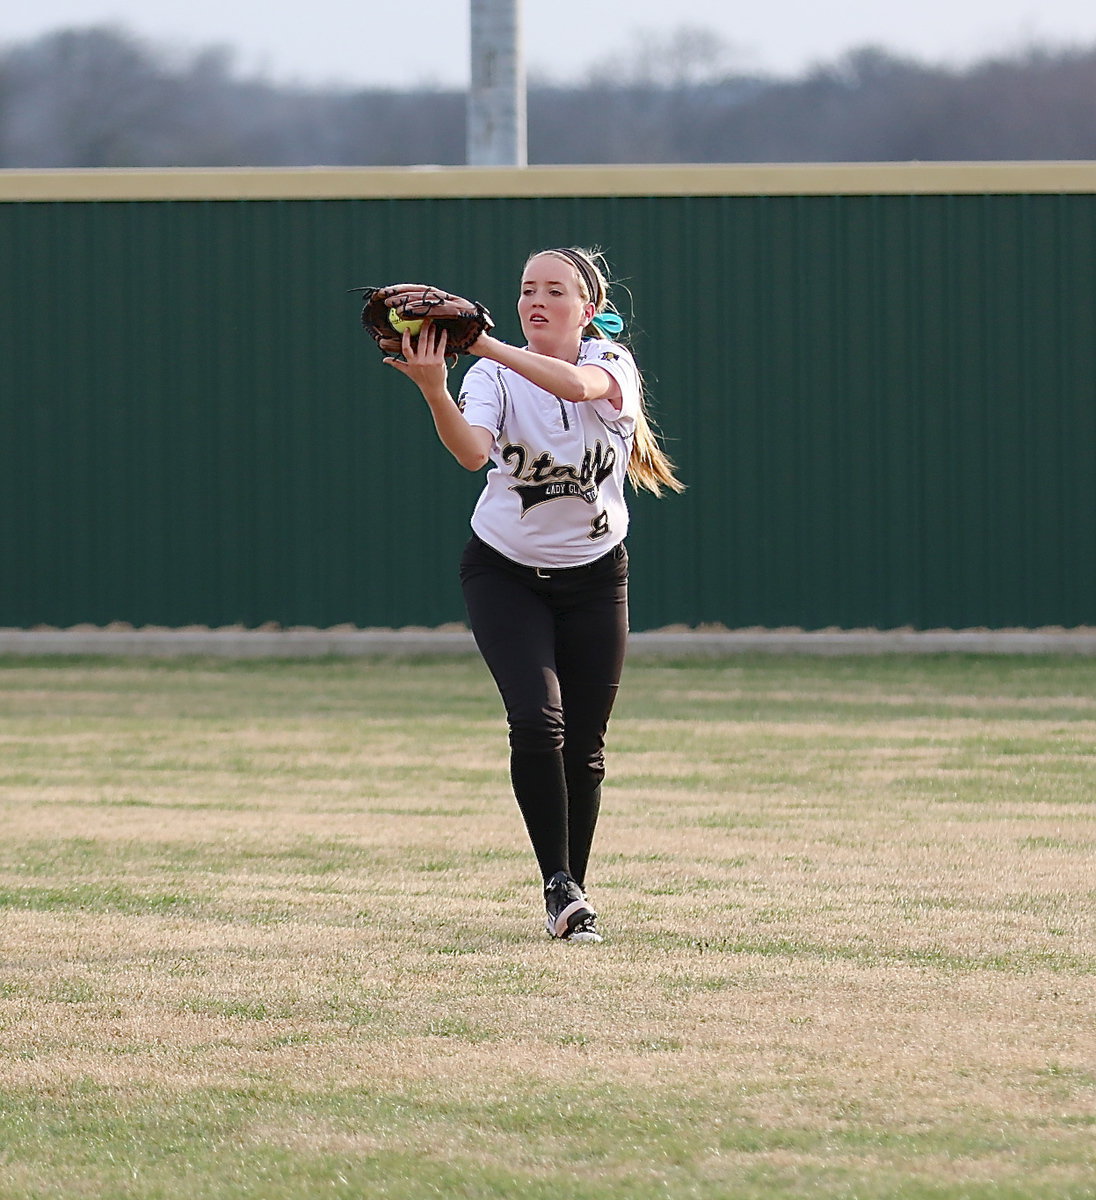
459, 533, 629, 888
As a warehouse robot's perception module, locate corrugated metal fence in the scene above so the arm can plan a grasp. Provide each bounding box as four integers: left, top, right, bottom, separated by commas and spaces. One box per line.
2, 165, 1094, 630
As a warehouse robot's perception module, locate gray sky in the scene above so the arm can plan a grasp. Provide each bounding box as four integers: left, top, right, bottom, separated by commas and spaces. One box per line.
4, 0, 1096, 88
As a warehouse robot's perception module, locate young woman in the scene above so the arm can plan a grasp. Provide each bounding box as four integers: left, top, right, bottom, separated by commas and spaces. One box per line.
384, 247, 683, 942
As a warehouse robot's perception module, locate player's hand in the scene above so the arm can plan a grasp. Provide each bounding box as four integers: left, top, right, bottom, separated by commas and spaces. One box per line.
383, 319, 449, 389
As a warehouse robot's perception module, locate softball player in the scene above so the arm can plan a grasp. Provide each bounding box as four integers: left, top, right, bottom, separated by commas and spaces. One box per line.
385, 246, 683, 942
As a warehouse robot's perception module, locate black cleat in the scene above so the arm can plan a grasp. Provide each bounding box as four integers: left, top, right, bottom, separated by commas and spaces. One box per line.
544, 871, 603, 942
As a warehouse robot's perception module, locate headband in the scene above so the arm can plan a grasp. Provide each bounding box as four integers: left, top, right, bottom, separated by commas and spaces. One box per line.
544, 247, 625, 338
545, 247, 601, 307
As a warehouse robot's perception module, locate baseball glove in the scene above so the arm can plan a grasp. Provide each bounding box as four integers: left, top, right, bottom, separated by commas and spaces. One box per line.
357, 283, 494, 357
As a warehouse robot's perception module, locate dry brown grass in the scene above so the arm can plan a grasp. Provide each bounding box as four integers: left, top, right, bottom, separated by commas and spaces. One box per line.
0, 655, 1093, 1199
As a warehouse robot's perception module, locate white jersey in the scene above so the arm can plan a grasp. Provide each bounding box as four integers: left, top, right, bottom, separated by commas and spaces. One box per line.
458, 338, 640, 568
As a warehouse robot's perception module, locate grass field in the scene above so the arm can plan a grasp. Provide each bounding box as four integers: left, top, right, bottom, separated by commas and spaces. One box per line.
0, 652, 1093, 1199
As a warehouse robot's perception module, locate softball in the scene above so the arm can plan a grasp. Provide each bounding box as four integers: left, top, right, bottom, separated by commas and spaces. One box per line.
388, 310, 424, 336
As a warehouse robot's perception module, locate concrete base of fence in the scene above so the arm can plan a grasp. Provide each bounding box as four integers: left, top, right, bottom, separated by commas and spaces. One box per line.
1, 628, 1095, 657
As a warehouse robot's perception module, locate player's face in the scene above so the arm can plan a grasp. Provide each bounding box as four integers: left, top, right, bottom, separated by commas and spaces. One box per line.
518, 255, 596, 354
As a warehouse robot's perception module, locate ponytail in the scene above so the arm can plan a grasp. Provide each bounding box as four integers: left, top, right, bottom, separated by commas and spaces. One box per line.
628, 403, 686, 496
532, 245, 686, 498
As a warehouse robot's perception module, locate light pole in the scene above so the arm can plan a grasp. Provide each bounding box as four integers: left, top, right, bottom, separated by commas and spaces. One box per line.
467, 0, 527, 166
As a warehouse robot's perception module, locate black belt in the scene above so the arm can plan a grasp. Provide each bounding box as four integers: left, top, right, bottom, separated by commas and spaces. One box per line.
471, 533, 623, 578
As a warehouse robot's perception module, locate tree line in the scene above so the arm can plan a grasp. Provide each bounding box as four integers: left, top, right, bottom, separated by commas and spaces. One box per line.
4, 24, 1096, 167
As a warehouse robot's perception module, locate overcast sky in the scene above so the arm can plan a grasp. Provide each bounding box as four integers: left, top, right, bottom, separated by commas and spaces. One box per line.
4, 0, 1096, 88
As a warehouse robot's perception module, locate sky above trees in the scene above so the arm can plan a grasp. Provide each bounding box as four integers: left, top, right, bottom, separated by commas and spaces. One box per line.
5, 24, 1096, 167
5, 3, 1096, 88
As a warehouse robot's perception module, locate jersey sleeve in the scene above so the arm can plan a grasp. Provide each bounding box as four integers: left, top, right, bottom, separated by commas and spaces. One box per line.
580, 339, 641, 425
456, 360, 506, 438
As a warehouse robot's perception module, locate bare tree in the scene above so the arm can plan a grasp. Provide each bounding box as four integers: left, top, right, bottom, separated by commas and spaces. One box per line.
1, 26, 180, 166
586, 25, 748, 88
4, 23, 1096, 167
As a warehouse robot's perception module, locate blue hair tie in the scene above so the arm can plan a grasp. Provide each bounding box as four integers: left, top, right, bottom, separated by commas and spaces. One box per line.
590, 312, 624, 337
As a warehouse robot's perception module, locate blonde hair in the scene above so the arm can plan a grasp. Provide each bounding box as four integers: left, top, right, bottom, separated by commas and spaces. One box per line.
528, 247, 685, 497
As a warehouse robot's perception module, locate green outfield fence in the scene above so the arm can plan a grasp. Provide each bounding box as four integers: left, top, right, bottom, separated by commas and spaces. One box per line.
2, 164, 1095, 631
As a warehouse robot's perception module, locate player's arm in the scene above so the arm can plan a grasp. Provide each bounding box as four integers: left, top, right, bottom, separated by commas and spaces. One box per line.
421, 389, 493, 471
385, 323, 493, 471
471, 336, 622, 410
